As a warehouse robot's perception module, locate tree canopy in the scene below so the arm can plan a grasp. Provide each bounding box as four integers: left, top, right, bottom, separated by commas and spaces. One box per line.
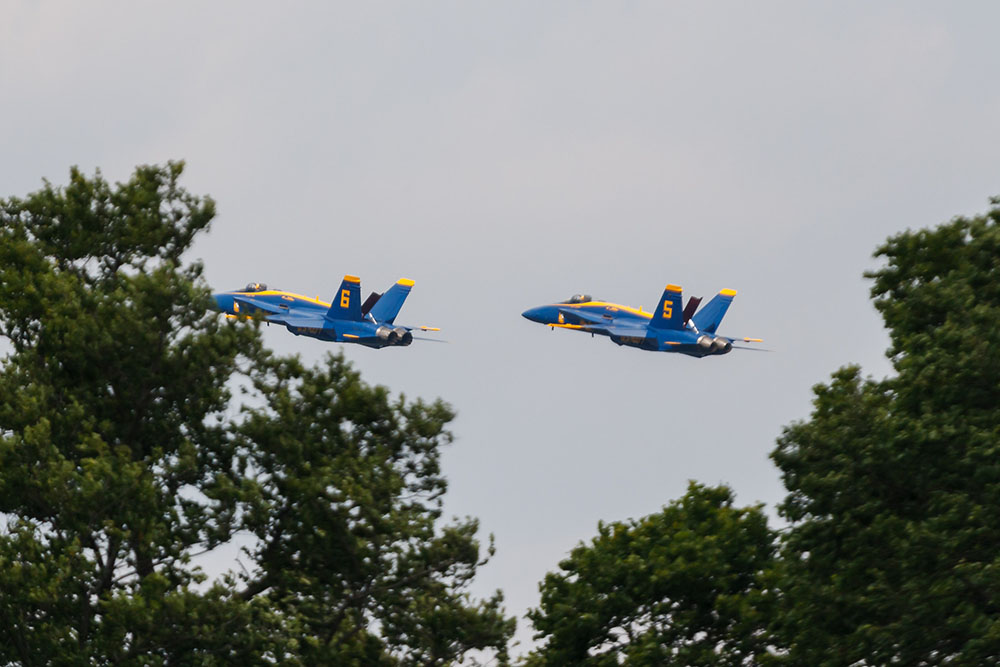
771, 199, 1000, 664
7, 162, 1000, 665
526, 483, 777, 666
527, 199, 1000, 665
0, 163, 513, 665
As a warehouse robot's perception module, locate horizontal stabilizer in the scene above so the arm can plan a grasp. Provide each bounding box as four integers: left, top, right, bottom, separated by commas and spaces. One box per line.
411, 335, 448, 343
394, 324, 442, 333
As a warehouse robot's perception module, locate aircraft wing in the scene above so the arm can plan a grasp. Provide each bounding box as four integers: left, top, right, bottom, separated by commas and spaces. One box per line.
553, 309, 652, 337
270, 313, 325, 328
601, 323, 653, 337
549, 321, 649, 338
557, 308, 607, 325
233, 295, 283, 316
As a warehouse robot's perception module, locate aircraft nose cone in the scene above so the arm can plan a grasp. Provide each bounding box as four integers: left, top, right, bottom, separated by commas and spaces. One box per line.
211, 293, 231, 312
522, 306, 547, 323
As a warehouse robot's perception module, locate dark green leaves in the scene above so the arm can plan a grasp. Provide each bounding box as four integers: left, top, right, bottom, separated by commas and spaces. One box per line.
772, 200, 1000, 664
0, 164, 512, 664
235, 352, 513, 664
527, 483, 776, 666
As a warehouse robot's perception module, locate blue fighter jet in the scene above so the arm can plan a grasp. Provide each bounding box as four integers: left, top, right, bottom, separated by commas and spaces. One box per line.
213, 275, 440, 348
522, 285, 763, 357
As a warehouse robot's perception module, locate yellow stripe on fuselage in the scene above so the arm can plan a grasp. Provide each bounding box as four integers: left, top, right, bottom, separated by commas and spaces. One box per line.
556, 301, 652, 320
233, 290, 331, 307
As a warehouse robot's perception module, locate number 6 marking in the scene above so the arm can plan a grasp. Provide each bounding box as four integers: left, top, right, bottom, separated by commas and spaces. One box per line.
341, 289, 350, 308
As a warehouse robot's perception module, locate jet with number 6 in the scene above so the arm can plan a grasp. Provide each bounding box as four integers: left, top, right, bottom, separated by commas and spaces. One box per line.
521, 285, 763, 357
212, 275, 440, 348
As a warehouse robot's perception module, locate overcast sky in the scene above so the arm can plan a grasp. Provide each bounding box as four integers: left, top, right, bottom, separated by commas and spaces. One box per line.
4, 1, 1000, 655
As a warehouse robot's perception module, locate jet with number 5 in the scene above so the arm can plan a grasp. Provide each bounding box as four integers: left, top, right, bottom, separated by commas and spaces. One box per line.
521, 284, 763, 357
212, 275, 440, 348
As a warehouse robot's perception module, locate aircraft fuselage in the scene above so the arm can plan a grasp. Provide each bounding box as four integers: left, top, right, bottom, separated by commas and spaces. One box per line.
521, 294, 737, 358
212, 283, 416, 349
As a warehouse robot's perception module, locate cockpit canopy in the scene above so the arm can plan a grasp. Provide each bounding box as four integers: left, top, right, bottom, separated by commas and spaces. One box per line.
560, 294, 593, 304
242, 282, 268, 292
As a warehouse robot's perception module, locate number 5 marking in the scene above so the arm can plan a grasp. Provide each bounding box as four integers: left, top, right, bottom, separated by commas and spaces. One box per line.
663, 302, 673, 319
341, 289, 350, 308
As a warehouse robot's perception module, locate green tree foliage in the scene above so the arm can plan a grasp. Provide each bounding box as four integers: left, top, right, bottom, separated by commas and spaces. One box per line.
772, 200, 1000, 664
234, 353, 514, 664
0, 163, 513, 664
525, 483, 777, 666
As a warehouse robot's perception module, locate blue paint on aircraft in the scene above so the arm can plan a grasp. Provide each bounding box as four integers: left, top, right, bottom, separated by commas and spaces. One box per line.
213, 276, 439, 348
522, 285, 762, 357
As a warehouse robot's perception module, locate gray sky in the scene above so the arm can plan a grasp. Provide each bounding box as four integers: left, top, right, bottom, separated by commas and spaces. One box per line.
4, 1, 1000, 655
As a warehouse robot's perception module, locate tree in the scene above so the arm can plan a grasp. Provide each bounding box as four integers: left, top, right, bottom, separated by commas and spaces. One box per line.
525, 483, 777, 666
771, 199, 1000, 664
0, 163, 513, 664
233, 351, 514, 665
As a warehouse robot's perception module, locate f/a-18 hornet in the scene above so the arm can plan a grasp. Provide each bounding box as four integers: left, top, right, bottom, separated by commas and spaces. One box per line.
213, 275, 439, 348
521, 285, 763, 357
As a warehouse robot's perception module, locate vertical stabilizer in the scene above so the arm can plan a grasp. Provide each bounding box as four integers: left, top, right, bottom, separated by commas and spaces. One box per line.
649, 284, 685, 330
361, 291, 382, 317
691, 289, 736, 333
326, 275, 363, 321
682, 296, 703, 328
369, 279, 414, 324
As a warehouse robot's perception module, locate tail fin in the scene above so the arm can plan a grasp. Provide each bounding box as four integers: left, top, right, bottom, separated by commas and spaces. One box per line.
326, 275, 363, 321
691, 289, 736, 333
361, 291, 382, 317
368, 278, 414, 324
682, 296, 702, 328
649, 284, 684, 330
